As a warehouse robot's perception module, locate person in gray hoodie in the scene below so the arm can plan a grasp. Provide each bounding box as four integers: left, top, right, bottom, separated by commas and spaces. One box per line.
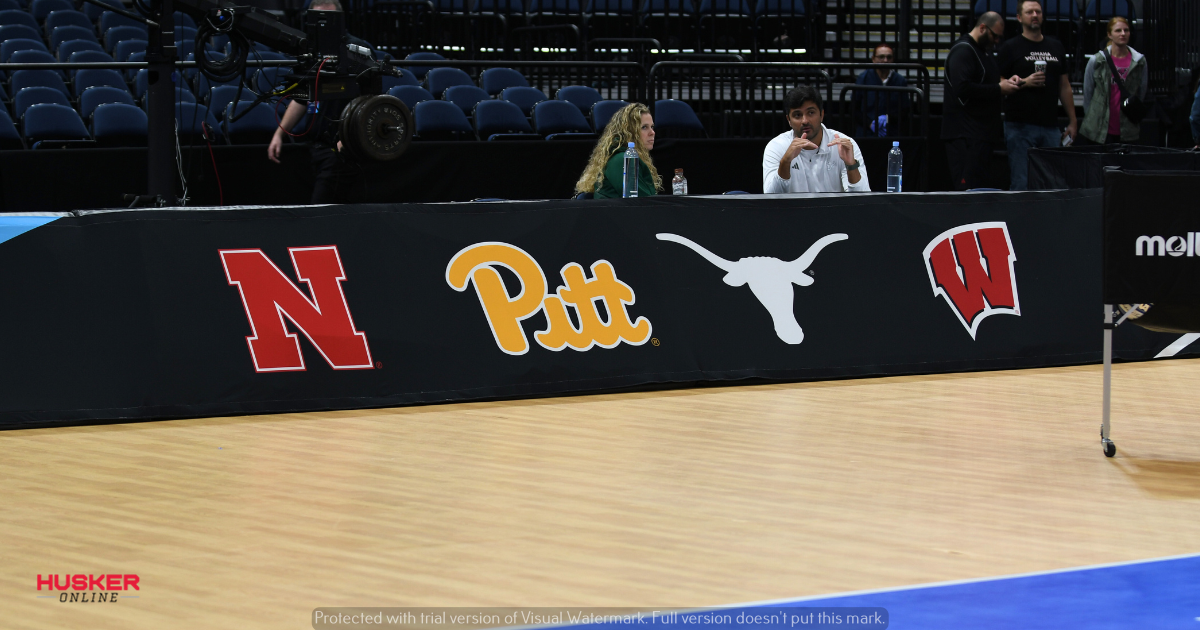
1081, 16, 1147, 145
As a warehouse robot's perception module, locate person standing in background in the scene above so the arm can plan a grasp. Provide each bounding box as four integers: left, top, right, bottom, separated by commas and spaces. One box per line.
1081, 17, 1147, 145
942, 12, 1020, 190
996, 0, 1077, 190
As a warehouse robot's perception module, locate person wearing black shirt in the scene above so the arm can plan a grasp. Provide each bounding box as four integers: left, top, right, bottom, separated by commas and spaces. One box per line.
942, 12, 1020, 190
996, 0, 1078, 190
267, 0, 363, 204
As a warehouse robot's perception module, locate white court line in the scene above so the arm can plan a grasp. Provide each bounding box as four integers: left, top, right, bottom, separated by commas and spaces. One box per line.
1155, 334, 1200, 359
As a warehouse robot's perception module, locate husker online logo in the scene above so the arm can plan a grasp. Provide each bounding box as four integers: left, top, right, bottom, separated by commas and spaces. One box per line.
37, 574, 139, 603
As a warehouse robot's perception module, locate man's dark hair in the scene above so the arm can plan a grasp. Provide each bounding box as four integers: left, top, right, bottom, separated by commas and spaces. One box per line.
872, 43, 895, 58
975, 11, 1003, 30
784, 85, 822, 113
1017, 0, 1042, 12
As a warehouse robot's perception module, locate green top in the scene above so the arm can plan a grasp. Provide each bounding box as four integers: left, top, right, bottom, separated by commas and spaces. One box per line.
594, 149, 657, 199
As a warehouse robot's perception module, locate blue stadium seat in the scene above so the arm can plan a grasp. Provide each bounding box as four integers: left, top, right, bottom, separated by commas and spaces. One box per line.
0, 82, 6, 100
474, 99, 538, 140
1039, 0, 1079, 21
208, 84, 247, 120
444, 85, 491, 115
23, 103, 90, 146
174, 11, 196, 29
50, 25, 99, 54
79, 85, 135, 120
104, 25, 147, 53
43, 9, 91, 37
30, 0, 73, 23
425, 67, 473, 99
480, 67, 528, 96
135, 68, 195, 104
590, 99, 629, 131
1084, 0, 1133, 19
404, 51, 446, 80
194, 71, 241, 96
10, 50, 64, 81
0, 108, 24, 149
0, 0, 20, 11
413, 99, 473, 139
222, 100, 278, 144
388, 84, 434, 110
13, 85, 70, 119
99, 11, 146, 35
972, 0, 1019, 17
112, 38, 146, 61
248, 66, 285, 92
174, 38, 196, 61
82, 0, 122, 21
91, 102, 146, 146
175, 102, 220, 141
0, 23, 41, 42
500, 86, 548, 116
58, 38, 103, 61
556, 85, 603, 116
0, 10, 39, 29
142, 87, 196, 111
1, 38, 49, 62
528, 0, 580, 12
11, 69, 69, 97
68, 49, 114, 77
654, 98, 705, 137
585, 0, 639, 12
174, 25, 197, 43
533, 100, 594, 139
73, 68, 128, 98
476, 0, 525, 13
381, 69, 420, 91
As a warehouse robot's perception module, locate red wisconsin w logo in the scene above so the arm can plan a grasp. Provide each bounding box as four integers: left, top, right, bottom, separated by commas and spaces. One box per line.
922, 222, 1020, 339
220, 246, 373, 372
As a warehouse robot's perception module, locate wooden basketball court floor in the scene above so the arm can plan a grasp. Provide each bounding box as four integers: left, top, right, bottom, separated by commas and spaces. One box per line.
4, 358, 1200, 629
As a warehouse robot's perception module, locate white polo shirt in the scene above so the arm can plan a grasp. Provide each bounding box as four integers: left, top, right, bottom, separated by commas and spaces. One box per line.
762, 125, 871, 194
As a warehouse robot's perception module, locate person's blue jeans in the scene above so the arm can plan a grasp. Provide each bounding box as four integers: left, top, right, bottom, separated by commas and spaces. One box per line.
1190, 83, 1200, 146
1004, 121, 1062, 191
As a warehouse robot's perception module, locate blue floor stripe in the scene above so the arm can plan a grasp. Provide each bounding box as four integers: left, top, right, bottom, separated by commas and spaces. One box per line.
0, 216, 59, 246
552, 554, 1200, 630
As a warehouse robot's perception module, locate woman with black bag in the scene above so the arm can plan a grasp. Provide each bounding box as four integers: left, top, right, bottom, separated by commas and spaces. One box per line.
1081, 17, 1148, 145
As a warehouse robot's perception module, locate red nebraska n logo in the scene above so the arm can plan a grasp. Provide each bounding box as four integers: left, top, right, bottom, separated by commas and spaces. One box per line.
922, 222, 1020, 339
220, 246, 373, 372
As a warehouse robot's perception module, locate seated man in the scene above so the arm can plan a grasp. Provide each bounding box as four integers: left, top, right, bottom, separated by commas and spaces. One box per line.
853, 43, 910, 137
763, 85, 870, 193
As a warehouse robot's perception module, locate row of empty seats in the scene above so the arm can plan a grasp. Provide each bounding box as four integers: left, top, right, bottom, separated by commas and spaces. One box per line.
409, 97, 702, 141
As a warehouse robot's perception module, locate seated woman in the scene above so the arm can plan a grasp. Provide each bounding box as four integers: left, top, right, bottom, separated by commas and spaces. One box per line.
575, 102, 662, 198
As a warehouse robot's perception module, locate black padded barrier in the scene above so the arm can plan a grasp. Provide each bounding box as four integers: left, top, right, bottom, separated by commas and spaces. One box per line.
0, 188, 1197, 428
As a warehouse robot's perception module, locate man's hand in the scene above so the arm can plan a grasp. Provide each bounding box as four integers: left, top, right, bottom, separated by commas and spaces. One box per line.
1021, 71, 1046, 88
1000, 76, 1021, 95
782, 132, 817, 163
827, 133, 855, 165
267, 132, 284, 164
1063, 121, 1078, 143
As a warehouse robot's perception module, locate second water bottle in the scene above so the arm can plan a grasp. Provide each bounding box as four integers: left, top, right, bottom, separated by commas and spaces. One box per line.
622, 142, 639, 198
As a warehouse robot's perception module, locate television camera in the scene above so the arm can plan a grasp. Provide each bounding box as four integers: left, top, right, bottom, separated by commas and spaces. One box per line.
177, 0, 412, 162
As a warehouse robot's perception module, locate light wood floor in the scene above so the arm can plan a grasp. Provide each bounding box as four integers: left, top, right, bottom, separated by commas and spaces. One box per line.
5, 360, 1200, 630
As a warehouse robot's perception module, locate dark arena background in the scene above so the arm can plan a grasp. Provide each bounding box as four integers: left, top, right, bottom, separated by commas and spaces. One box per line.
4, 1, 1200, 630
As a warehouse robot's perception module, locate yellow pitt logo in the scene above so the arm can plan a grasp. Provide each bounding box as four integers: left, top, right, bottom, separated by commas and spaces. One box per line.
446, 242, 652, 355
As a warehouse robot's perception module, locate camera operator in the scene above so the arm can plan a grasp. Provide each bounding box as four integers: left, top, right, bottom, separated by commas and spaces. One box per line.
266, 0, 363, 204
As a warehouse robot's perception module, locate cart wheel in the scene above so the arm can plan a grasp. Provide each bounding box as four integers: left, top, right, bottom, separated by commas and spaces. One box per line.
1103, 439, 1116, 458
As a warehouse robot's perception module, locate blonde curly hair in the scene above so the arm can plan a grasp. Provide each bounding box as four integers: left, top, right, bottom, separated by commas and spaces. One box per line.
574, 102, 662, 195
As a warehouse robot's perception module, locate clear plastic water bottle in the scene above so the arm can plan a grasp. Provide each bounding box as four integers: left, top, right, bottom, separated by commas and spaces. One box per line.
672, 168, 687, 195
622, 142, 639, 198
887, 141, 903, 192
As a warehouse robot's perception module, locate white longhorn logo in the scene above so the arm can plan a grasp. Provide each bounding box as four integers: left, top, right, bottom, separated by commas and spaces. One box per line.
656, 232, 849, 344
